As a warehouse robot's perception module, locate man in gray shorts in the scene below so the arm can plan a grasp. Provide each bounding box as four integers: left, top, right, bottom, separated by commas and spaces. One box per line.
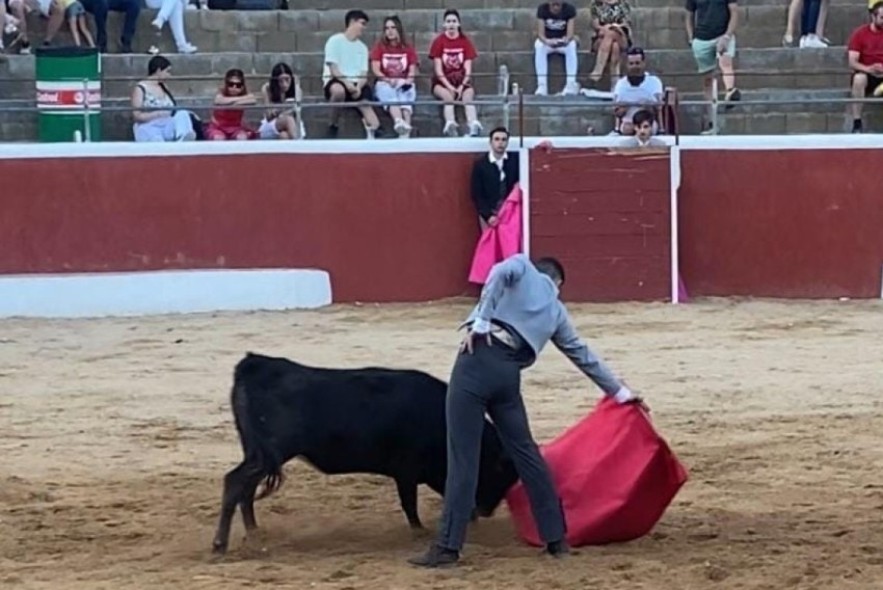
685, 0, 741, 131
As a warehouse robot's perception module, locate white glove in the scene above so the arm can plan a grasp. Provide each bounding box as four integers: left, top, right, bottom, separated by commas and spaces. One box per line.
613, 386, 636, 404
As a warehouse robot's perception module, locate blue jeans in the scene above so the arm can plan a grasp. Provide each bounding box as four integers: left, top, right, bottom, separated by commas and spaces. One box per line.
801, 0, 822, 37
79, 0, 141, 51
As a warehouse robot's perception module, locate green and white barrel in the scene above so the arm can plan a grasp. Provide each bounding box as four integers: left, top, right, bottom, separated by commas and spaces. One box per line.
35, 46, 102, 142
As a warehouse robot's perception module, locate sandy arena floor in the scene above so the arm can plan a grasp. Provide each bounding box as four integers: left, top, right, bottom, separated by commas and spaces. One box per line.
2, 297, 883, 589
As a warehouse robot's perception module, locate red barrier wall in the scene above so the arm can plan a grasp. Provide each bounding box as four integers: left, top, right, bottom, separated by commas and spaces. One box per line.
529, 148, 672, 302
679, 150, 883, 298
4, 147, 882, 303
0, 153, 482, 302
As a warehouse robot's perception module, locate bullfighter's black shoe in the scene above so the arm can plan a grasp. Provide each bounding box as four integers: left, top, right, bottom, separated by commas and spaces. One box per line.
408, 543, 460, 568
545, 539, 571, 558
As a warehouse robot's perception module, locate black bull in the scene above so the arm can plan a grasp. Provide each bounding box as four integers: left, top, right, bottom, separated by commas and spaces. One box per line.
212, 352, 519, 554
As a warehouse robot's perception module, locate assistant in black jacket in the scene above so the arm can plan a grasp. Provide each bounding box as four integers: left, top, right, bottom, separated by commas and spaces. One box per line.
470, 127, 520, 227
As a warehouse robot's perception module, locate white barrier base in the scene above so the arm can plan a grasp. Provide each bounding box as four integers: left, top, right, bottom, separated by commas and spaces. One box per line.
0, 269, 332, 318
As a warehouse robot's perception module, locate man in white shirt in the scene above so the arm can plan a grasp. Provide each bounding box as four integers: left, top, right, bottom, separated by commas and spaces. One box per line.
611, 47, 664, 135
323, 9, 380, 139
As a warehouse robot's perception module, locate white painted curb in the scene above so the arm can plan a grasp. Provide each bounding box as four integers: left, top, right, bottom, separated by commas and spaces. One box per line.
0, 269, 332, 318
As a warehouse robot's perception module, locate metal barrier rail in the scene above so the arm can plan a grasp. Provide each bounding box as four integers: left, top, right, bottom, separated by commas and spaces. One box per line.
6, 65, 511, 141
0, 68, 857, 85
5, 66, 883, 140
0, 72, 509, 83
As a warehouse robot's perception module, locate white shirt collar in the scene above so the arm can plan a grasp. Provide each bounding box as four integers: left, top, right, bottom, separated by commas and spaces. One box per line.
488, 151, 507, 165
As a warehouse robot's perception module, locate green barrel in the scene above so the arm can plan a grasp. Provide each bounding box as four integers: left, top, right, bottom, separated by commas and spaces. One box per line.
35, 46, 102, 142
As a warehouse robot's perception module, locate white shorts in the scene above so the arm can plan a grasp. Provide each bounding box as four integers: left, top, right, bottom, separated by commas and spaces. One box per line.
373, 80, 416, 112
258, 118, 281, 139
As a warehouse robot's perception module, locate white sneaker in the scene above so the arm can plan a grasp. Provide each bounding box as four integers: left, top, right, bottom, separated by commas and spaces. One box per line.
560, 81, 580, 96
535, 85, 548, 96
177, 43, 197, 54
804, 34, 828, 48
151, 17, 163, 31
4, 15, 19, 35
468, 120, 483, 137
443, 120, 459, 137
365, 125, 376, 140
393, 118, 409, 137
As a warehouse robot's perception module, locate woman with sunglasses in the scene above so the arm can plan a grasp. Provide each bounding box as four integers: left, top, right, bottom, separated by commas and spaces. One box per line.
257, 62, 303, 140
205, 69, 258, 141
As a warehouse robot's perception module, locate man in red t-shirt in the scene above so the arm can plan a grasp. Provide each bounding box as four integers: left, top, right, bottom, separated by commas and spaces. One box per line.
847, 2, 883, 132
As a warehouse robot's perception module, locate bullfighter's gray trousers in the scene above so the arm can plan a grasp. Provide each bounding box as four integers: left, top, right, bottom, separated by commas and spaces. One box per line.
436, 337, 566, 551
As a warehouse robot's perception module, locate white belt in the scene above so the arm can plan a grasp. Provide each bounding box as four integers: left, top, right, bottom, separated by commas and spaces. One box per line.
489, 325, 518, 348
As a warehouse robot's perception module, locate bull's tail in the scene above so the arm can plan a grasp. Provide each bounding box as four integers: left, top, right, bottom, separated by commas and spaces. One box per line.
231, 360, 285, 501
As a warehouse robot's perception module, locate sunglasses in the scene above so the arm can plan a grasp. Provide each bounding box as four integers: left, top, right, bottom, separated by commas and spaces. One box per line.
227, 81, 244, 88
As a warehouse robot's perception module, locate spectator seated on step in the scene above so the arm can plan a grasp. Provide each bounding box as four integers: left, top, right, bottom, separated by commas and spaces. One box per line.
146, 0, 196, 54
323, 9, 380, 139
61, 0, 96, 48
4, 0, 59, 52
588, 0, 632, 89
370, 15, 419, 138
37, 0, 141, 53
782, 0, 830, 48
847, 1, 883, 133
205, 69, 258, 141
130, 55, 197, 142
611, 47, 663, 136
257, 62, 303, 140
533, 0, 580, 96
429, 8, 483, 137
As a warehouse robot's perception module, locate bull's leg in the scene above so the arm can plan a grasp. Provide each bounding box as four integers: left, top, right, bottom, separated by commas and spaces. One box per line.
394, 476, 423, 529
239, 475, 264, 532
212, 461, 259, 554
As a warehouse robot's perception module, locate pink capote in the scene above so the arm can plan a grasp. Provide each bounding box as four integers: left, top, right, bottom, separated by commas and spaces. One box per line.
468, 184, 523, 285
506, 396, 688, 547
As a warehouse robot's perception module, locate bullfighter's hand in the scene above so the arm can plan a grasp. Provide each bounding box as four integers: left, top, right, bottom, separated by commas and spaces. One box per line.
460, 329, 492, 355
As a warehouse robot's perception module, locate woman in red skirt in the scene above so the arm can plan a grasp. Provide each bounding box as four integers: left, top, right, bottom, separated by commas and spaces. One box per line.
205, 69, 258, 141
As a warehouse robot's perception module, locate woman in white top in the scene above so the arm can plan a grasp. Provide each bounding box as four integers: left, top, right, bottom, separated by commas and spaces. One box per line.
130, 55, 196, 142
257, 62, 303, 140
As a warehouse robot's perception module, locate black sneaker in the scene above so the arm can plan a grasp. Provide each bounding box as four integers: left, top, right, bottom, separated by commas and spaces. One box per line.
723, 87, 741, 111
327, 124, 339, 139
407, 544, 460, 568
545, 539, 570, 558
